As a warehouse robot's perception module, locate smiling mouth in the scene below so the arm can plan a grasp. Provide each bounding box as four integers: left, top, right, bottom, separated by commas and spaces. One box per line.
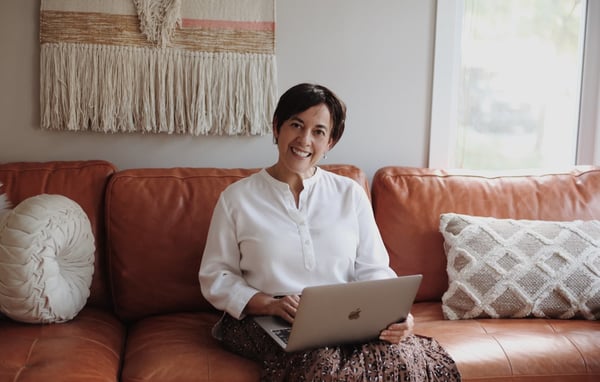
291, 147, 311, 158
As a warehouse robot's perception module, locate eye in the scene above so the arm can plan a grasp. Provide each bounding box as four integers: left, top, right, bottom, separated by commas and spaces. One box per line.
289, 122, 302, 129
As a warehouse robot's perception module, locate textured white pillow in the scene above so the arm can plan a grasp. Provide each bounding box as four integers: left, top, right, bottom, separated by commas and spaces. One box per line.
0, 185, 8, 320
440, 213, 600, 320
0, 194, 95, 323
0, 183, 10, 222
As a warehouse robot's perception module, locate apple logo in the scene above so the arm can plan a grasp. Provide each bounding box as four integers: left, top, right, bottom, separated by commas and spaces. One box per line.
348, 308, 361, 320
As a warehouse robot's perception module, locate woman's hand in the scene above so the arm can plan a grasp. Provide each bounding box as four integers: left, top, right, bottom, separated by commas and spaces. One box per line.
244, 293, 301, 324
270, 295, 301, 323
379, 313, 414, 344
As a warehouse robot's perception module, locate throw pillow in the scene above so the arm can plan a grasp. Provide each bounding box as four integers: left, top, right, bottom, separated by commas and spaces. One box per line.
0, 194, 95, 323
0, 184, 8, 321
0, 183, 10, 221
440, 213, 600, 320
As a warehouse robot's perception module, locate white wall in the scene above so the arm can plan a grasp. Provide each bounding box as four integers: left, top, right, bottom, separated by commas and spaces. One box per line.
0, 0, 435, 180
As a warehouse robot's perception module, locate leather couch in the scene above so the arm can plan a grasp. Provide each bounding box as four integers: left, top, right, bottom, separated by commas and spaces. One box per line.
0, 160, 598, 382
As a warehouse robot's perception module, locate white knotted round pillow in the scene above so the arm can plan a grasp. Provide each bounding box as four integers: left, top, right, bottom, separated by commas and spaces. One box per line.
0, 194, 95, 323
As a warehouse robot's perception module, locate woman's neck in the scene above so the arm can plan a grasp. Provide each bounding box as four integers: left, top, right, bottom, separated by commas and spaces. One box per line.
267, 164, 316, 206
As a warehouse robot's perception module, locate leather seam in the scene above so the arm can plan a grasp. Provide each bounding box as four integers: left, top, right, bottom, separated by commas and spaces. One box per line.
548, 320, 589, 372
562, 333, 589, 372
13, 338, 39, 382
490, 334, 514, 377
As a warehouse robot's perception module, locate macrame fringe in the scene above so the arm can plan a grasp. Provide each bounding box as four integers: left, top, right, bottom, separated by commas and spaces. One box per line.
40, 43, 277, 135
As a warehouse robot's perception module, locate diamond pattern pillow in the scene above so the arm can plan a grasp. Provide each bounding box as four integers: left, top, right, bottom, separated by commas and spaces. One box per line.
440, 213, 600, 320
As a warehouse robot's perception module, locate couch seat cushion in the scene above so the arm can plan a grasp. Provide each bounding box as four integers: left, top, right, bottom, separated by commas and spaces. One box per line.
121, 312, 260, 382
0, 307, 125, 381
412, 302, 600, 381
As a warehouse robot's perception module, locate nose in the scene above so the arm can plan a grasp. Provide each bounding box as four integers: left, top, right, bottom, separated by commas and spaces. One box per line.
296, 128, 311, 145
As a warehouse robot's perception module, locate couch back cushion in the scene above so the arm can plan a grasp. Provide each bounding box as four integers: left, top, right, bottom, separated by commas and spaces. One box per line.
106, 165, 369, 322
371, 166, 600, 302
0, 160, 117, 309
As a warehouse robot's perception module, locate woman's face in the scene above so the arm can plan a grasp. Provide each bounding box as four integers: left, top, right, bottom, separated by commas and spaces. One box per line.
274, 103, 333, 179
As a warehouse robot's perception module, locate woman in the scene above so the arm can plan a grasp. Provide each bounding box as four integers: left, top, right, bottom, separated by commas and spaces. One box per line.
199, 83, 460, 381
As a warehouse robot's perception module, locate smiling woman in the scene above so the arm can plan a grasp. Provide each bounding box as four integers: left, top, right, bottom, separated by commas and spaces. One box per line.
198, 83, 462, 381
265, 84, 347, 206
269, 103, 334, 201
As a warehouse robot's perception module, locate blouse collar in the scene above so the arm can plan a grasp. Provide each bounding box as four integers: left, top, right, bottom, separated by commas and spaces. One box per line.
259, 166, 322, 190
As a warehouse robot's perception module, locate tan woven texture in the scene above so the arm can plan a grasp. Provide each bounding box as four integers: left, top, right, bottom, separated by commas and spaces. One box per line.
440, 213, 600, 320
39, 0, 276, 135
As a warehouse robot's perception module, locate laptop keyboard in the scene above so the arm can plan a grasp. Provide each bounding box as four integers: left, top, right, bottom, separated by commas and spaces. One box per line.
272, 328, 291, 344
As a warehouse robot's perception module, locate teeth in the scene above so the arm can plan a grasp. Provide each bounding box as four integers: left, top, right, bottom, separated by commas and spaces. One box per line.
292, 147, 311, 158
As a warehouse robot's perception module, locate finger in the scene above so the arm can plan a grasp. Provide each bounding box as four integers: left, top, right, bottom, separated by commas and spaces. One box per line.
283, 295, 300, 308
285, 296, 301, 313
276, 299, 297, 322
379, 331, 402, 344
381, 327, 407, 336
282, 303, 297, 323
379, 329, 410, 344
281, 311, 295, 324
386, 323, 408, 332
285, 302, 297, 318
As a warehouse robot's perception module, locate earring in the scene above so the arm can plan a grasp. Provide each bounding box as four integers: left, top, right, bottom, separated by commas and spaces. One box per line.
322, 152, 328, 159
273, 137, 278, 144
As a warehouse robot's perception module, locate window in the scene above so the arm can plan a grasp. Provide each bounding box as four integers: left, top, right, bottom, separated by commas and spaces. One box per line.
430, 0, 600, 170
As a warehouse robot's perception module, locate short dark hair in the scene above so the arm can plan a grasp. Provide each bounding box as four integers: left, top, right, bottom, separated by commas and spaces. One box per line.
273, 83, 346, 147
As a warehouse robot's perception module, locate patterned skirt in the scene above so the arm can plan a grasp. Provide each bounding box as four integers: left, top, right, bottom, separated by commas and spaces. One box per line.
219, 314, 461, 382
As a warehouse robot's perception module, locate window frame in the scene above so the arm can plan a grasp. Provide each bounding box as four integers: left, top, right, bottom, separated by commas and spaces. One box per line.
429, 0, 600, 169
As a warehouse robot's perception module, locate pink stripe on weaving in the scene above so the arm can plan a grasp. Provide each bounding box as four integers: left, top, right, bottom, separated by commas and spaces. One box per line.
181, 19, 274, 31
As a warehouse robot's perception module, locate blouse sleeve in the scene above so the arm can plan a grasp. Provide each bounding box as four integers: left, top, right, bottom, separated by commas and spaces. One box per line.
353, 183, 398, 281
198, 194, 259, 319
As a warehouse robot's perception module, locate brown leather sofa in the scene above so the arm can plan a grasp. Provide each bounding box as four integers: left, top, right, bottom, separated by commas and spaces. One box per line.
372, 166, 600, 382
0, 160, 598, 381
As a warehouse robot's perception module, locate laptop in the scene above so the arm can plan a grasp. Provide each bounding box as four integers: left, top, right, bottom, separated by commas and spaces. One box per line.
253, 274, 422, 352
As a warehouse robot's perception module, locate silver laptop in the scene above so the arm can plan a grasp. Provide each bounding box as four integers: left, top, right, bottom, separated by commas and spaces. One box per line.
253, 274, 422, 352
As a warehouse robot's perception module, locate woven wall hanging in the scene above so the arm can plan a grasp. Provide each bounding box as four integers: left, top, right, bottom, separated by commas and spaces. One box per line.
40, 0, 276, 136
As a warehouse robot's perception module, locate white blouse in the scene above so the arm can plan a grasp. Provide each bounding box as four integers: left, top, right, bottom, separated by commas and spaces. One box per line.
199, 167, 396, 319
